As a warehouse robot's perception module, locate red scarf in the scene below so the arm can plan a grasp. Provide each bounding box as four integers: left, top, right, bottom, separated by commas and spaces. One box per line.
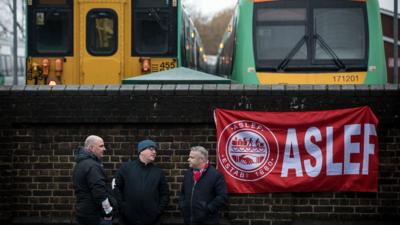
192, 162, 209, 183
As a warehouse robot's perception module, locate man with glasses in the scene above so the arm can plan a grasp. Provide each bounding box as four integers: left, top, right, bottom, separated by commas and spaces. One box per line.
113, 139, 169, 225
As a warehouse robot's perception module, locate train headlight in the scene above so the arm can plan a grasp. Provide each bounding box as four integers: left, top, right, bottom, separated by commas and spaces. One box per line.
31, 62, 43, 79
140, 58, 151, 74
48, 80, 57, 86
55, 58, 63, 77
42, 58, 50, 77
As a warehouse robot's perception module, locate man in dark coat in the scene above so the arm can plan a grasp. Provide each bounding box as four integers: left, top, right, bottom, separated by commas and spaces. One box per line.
180, 146, 228, 225
113, 139, 169, 225
73, 135, 114, 225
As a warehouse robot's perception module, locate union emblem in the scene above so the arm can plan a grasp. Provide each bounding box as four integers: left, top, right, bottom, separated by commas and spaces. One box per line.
218, 120, 279, 181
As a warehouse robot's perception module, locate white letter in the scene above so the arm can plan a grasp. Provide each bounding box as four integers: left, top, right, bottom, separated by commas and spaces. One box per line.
326, 126, 342, 175
344, 124, 361, 175
281, 128, 303, 177
304, 127, 322, 177
362, 124, 377, 175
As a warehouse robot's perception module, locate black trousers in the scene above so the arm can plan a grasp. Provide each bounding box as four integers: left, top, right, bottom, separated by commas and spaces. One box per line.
118, 217, 161, 225
76, 217, 112, 225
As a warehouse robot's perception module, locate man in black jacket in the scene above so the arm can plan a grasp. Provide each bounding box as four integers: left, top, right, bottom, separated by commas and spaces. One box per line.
73, 135, 114, 225
113, 139, 169, 225
180, 146, 228, 225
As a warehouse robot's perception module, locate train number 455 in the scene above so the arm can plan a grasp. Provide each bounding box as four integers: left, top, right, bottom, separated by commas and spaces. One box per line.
159, 62, 176, 71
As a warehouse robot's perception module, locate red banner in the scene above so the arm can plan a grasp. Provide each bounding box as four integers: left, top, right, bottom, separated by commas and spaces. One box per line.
214, 106, 379, 193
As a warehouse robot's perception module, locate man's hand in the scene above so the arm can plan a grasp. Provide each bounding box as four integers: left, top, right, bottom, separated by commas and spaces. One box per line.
104, 216, 112, 220
100, 217, 113, 225
102, 198, 113, 216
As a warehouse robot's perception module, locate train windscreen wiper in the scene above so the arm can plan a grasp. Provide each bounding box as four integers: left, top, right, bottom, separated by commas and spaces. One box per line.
313, 33, 346, 71
277, 35, 308, 72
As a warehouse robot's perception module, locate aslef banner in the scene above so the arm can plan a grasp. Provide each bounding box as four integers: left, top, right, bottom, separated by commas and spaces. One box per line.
214, 106, 378, 193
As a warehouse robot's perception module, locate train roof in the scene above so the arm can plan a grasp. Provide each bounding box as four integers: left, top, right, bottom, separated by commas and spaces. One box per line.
122, 67, 231, 84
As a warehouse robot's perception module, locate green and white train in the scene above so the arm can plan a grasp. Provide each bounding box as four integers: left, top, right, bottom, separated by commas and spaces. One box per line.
216, 0, 387, 84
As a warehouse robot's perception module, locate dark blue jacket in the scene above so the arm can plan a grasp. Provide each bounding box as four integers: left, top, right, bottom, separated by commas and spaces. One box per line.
180, 165, 228, 225
113, 159, 169, 225
72, 147, 113, 225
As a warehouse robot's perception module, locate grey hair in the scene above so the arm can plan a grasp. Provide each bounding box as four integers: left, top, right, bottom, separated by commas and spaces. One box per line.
84, 135, 102, 149
190, 146, 208, 161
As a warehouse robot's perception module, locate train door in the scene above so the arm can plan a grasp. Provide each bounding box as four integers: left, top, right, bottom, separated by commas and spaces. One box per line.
78, 1, 124, 84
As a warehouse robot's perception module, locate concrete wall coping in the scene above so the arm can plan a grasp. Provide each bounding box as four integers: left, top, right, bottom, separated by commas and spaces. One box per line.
0, 84, 399, 95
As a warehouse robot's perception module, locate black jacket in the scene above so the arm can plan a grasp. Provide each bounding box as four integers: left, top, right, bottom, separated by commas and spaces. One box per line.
113, 159, 170, 225
72, 147, 113, 225
180, 165, 228, 225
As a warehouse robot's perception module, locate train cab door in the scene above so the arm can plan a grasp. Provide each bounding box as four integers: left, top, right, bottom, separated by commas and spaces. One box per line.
79, 1, 124, 84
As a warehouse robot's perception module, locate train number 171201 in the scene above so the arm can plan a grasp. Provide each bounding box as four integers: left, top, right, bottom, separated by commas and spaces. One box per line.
333, 74, 360, 83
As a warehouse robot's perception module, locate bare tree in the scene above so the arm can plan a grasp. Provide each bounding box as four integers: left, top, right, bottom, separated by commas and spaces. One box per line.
193, 8, 234, 55
0, 0, 25, 40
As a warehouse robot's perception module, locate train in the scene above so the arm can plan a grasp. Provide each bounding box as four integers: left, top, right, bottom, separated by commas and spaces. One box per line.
26, 0, 210, 85
26, 0, 387, 85
214, 5, 238, 78
216, 0, 387, 84
180, 5, 207, 72
26, 0, 183, 85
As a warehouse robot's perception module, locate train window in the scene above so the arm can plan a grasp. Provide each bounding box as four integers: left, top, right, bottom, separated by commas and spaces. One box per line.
28, 1, 73, 56
314, 8, 365, 60
136, 0, 169, 8
132, 0, 177, 56
39, 0, 67, 5
140, 17, 168, 54
254, 7, 307, 62
35, 11, 72, 55
86, 9, 118, 56
253, 0, 367, 71
257, 8, 306, 21
256, 26, 307, 61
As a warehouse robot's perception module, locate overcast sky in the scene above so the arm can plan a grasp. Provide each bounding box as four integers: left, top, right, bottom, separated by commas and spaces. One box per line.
0, 0, 397, 39
379, 0, 398, 11
183, 0, 397, 13
182, 0, 237, 16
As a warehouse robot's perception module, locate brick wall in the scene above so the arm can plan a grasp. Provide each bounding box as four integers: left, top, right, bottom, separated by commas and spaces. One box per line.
0, 84, 399, 225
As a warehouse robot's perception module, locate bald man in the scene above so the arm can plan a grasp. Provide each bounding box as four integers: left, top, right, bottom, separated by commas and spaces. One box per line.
73, 135, 114, 225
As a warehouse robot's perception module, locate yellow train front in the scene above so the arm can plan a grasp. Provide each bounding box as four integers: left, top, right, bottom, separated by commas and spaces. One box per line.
26, 0, 178, 85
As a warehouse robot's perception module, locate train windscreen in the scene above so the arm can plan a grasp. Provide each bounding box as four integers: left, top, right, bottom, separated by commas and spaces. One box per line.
131, 0, 177, 56
254, 0, 367, 71
28, 0, 73, 56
